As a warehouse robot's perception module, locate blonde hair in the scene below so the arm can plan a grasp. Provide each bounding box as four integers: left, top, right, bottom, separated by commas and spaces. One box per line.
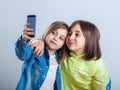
42, 21, 69, 63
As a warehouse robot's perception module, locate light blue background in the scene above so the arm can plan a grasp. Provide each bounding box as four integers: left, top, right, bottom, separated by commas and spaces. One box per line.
0, 0, 120, 90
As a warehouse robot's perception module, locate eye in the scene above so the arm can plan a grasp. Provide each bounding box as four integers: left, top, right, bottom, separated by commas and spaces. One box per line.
60, 37, 65, 41
75, 33, 81, 37
52, 31, 56, 35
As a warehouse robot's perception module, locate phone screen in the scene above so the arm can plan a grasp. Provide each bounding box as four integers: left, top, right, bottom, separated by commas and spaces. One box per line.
27, 15, 36, 37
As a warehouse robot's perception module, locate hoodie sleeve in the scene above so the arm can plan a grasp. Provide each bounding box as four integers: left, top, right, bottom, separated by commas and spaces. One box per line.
92, 59, 111, 90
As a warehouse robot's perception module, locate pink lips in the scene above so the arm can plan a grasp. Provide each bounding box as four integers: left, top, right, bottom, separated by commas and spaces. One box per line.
67, 41, 74, 46
50, 40, 57, 45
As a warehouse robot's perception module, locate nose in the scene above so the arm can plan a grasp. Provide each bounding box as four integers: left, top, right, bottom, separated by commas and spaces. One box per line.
53, 35, 59, 41
68, 34, 74, 40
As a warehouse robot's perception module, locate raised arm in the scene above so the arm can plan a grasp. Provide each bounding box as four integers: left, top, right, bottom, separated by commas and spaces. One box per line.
15, 24, 35, 61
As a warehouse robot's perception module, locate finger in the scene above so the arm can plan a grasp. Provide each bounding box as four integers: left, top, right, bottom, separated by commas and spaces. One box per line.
34, 47, 39, 56
30, 44, 34, 49
34, 47, 43, 56
37, 48, 44, 56
22, 35, 31, 41
34, 51, 39, 57
23, 29, 34, 38
23, 35, 32, 40
23, 28, 34, 33
24, 24, 27, 29
23, 30, 27, 35
39, 49, 44, 56
24, 24, 29, 29
35, 47, 44, 56
27, 31, 35, 35
24, 24, 34, 31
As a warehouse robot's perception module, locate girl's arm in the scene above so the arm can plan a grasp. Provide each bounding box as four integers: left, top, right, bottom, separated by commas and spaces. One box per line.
93, 59, 111, 90
15, 36, 33, 61
15, 24, 35, 61
30, 38, 44, 56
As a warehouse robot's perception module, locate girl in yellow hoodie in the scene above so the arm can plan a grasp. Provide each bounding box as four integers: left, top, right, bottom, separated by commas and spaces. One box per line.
61, 20, 111, 90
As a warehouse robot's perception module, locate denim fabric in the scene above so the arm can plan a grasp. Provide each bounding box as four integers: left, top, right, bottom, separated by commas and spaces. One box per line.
15, 36, 61, 90
106, 79, 111, 90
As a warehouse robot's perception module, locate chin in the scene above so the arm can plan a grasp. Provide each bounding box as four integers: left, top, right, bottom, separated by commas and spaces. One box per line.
68, 47, 74, 50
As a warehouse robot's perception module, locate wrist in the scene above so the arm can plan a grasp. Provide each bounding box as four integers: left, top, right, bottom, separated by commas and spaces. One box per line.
22, 35, 27, 43
30, 38, 42, 45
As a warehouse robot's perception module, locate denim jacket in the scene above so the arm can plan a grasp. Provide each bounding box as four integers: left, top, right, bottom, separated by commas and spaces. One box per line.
15, 37, 62, 90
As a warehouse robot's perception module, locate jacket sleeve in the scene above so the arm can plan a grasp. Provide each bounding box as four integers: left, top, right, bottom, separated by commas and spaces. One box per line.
15, 36, 33, 61
92, 59, 111, 90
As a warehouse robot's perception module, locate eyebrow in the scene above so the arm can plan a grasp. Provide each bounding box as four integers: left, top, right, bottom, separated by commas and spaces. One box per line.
75, 30, 81, 33
70, 30, 81, 33
61, 35, 66, 38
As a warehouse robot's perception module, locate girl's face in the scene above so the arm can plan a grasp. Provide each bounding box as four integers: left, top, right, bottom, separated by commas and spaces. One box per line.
66, 24, 85, 55
45, 28, 67, 54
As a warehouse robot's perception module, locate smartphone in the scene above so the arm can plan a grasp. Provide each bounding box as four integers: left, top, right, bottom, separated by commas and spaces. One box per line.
27, 15, 36, 37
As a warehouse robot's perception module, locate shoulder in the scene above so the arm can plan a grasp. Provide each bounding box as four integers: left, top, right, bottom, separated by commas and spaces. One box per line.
93, 58, 109, 74
94, 58, 105, 67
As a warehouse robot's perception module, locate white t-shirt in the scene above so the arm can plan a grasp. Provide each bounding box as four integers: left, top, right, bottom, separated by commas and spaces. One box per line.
40, 54, 58, 90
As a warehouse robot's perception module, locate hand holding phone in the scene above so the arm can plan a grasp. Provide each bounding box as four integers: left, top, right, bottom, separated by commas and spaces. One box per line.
27, 15, 36, 37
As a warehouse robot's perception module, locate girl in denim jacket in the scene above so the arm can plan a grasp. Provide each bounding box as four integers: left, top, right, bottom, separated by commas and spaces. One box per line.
15, 21, 68, 90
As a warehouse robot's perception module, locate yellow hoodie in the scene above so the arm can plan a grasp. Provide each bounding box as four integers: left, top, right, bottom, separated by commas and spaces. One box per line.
61, 52, 111, 90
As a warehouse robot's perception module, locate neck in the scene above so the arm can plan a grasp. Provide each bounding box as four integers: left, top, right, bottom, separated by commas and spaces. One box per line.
48, 48, 55, 55
73, 50, 83, 56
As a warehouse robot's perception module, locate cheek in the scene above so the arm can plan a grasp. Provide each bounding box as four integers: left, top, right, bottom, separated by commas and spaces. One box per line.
82, 38, 86, 45
78, 39, 85, 47
58, 41, 65, 47
46, 34, 52, 41
45, 36, 51, 45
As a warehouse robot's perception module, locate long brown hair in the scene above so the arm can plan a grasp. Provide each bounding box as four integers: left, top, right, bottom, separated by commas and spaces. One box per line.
68, 20, 101, 60
42, 21, 69, 63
